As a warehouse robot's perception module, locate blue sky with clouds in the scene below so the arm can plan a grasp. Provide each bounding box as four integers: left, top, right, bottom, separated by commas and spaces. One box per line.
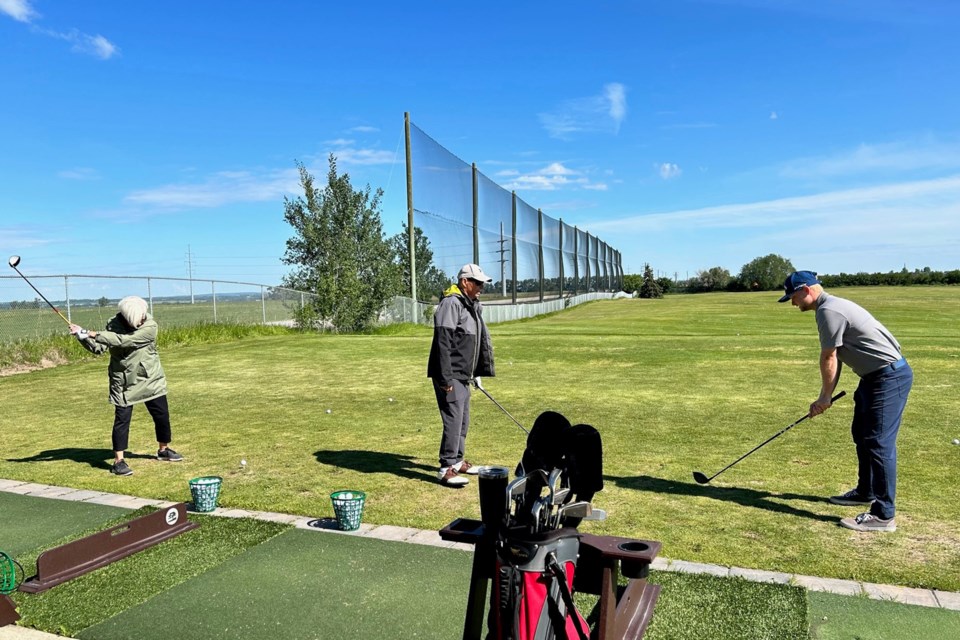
2, 0, 959, 289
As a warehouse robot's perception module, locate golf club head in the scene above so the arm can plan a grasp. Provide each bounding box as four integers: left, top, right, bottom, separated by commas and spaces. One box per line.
582, 507, 606, 521
692, 471, 710, 485
8, 255, 20, 268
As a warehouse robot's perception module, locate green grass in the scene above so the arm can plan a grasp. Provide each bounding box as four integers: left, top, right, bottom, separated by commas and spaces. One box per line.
1, 287, 958, 593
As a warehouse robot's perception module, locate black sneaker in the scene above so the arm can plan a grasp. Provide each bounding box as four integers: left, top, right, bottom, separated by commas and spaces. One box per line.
829, 488, 874, 506
110, 460, 133, 476
157, 448, 183, 462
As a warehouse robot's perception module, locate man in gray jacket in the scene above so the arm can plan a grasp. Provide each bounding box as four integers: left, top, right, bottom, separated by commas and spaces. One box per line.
780, 271, 912, 532
71, 296, 183, 476
427, 264, 496, 487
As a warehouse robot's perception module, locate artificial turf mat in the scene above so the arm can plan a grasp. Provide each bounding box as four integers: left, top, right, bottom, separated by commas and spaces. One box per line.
641, 571, 808, 640
0, 491, 129, 558
12, 512, 288, 636
807, 591, 960, 640
79, 528, 476, 639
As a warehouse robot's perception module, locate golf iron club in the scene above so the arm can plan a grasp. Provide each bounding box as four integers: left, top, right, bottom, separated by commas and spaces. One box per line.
692, 390, 847, 485
475, 383, 529, 435
7, 255, 72, 327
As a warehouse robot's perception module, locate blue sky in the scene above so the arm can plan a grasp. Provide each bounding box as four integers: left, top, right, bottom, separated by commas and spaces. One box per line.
2, 0, 959, 291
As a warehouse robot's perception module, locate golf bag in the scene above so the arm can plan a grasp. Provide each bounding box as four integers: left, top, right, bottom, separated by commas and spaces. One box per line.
487, 411, 604, 640
490, 528, 589, 640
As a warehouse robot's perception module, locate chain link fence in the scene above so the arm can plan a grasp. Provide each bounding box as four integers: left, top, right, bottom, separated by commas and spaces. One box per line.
2, 274, 618, 344
0, 274, 315, 344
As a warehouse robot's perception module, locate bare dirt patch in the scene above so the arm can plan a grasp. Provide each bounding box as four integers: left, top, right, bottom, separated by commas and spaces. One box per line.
0, 355, 66, 377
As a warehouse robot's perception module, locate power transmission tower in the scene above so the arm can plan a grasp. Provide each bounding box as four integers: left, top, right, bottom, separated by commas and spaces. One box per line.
186, 245, 195, 304
497, 222, 509, 296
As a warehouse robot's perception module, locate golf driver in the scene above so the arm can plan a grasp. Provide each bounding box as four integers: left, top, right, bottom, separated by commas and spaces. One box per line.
692, 390, 847, 485
7, 256, 71, 327
475, 384, 529, 435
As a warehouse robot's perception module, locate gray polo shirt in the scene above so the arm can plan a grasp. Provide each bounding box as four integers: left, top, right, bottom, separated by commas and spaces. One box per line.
815, 292, 902, 377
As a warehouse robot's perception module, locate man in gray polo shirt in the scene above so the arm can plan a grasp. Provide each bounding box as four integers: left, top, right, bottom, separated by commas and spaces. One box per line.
780, 271, 913, 532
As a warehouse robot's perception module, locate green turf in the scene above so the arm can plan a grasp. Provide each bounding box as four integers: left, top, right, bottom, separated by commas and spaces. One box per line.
0, 491, 128, 558
4, 492, 958, 639
808, 591, 960, 639
11, 511, 288, 636
78, 528, 476, 640
643, 572, 808, 640
1, 287, 959, 593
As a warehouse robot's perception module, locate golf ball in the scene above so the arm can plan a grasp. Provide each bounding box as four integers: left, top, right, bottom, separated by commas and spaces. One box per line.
388, 397, 394, 402
240, 459, 247, 466
953, 439, 960, 445
326, 409, 332, 414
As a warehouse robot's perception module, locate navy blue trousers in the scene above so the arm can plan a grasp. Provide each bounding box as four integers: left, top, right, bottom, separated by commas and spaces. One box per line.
852, 359, 912, 519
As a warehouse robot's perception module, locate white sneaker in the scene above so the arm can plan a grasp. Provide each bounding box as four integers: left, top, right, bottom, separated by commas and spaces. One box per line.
456, 460, 480, 475
438, 467, 469, 487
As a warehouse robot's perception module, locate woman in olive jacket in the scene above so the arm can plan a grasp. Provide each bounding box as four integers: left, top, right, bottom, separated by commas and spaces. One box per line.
70, 296, 183, 476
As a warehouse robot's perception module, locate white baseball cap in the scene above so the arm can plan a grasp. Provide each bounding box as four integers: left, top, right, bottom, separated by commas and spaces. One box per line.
457, 263, 493, 283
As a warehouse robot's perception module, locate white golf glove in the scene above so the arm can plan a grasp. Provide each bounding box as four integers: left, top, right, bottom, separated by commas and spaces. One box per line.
76, 329, 88, 341
473, 377, 483, 390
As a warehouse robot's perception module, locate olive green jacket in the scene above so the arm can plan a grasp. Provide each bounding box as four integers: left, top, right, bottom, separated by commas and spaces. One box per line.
79, 314, 168, 407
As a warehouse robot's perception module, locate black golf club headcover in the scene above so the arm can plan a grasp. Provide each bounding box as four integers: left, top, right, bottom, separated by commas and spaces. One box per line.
562, 424, 604, 502
516, 410, 571, 475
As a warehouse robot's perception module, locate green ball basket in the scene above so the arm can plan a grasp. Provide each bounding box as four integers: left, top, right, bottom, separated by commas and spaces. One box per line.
189, 476, 223, 513
330, 490, 366, 531
1, 551, 23, 595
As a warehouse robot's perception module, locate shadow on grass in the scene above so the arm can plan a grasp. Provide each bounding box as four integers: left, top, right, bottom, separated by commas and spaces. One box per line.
609, 474, 837, 523
314, 449, 437, 485
7, 448, 155, 470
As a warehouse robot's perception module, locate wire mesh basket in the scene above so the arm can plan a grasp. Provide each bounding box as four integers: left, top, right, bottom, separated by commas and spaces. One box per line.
189, 476, 223, 513
0, 551, 22, 595
330, 490, 366, 531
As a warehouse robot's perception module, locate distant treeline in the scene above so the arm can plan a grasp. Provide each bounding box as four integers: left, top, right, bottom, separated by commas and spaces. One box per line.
627, 266, 960, 296
818, 268, 960, 287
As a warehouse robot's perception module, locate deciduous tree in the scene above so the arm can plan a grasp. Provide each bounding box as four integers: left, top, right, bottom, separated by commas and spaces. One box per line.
281, 156, 399, 332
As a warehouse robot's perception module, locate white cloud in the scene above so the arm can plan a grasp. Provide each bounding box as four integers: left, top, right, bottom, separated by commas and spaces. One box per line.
658, 163, 682, 179
347, 125, 379, 133
779, 137, 960, 178
43, 29, 119, 59
0, 0, 37, 22
58, 168, 100, 180
539, 83, 628, 139
495, 162, 606, 192
590, 175, 960, 273
124, 169, 302, 209
2, 2, 119, 59
770, 111, 779, 120
332, 147, 396, 166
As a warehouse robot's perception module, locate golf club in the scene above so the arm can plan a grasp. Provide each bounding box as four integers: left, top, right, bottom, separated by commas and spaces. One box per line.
7, 256, 71, 327
475, 384, 529, 435
692, 390, 847, 485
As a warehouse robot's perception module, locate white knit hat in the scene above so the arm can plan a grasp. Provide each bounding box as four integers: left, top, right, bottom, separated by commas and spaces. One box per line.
117, 296, 148, 327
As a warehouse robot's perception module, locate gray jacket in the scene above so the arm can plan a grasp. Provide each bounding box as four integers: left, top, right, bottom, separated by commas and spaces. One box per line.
427, 285, 495, 387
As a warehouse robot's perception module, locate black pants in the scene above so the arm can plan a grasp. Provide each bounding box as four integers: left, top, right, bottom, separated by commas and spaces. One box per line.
112, 395, 172, 452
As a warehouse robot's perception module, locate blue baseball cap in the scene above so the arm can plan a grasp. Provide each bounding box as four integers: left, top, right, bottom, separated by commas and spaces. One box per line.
778, 271, 821, 302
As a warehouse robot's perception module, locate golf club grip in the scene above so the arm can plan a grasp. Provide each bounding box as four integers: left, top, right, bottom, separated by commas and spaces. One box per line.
831, 391, 846, 403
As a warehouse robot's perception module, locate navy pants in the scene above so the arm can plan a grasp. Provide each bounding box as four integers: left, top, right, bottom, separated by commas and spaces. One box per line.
852, 359, 912, 520
112, 395, 172, 452
433, 379, 471, 468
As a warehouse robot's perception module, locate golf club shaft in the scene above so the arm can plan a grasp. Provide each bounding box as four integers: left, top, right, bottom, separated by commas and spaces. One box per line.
476, 385, 529, 434
705, 390, 846, 482
9, 266, 72, 326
